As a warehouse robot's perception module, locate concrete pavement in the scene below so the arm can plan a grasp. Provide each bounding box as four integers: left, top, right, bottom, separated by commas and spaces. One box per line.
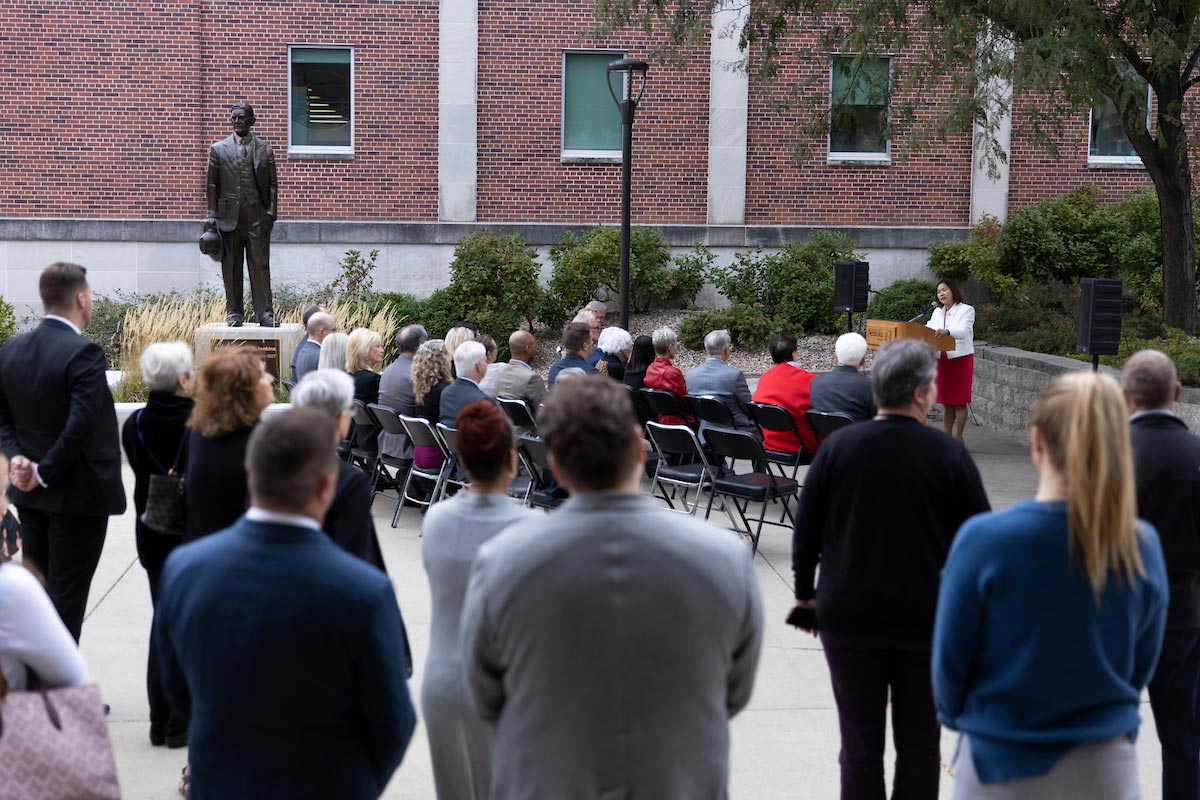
72, 421, 1168, 798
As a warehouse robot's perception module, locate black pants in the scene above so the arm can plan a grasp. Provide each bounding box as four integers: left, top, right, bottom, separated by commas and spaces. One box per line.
19, 508, 108, 642
820, 632, 940, 800
139, 528, 186, 739
220, 206, 273, 321
1150, 626, 1200, 800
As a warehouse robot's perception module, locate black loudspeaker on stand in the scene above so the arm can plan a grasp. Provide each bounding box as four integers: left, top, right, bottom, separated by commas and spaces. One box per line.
1077, 278, 1122, 372
833, 260, 870, 332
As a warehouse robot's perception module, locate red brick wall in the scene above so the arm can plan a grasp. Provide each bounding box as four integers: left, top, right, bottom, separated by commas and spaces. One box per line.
0, 1, 439, 221
475, 5, 710, 224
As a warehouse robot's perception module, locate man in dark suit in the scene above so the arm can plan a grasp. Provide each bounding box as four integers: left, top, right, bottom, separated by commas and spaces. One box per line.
289, 303, 327, 382
378, 324, 427, 461
0, 262, 126, 641
292, 311, 336, 383
154, 408, 416, 799
547, 322, 597, 387
810, 332, 877, 422
440, 339, 491, 427
205, 101, 279, 327
1122, 349, 1200, 799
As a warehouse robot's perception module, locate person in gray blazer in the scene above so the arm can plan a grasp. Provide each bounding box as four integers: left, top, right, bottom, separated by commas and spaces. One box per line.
439, 340, 491, 427
293, 312, 336, 383
809, 332, 877, 422
492, 330, 546, 435
377, 324, 427, 460
460, 375, 763, 799
684, 328, 757, 433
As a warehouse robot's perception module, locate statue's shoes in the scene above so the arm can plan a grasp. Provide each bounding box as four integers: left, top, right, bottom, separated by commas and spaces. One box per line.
227, 313, 244, 327
257, 313, 279, 328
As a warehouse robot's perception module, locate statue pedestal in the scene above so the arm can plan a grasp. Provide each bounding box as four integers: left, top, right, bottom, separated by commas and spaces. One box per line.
195, 323, 304, 382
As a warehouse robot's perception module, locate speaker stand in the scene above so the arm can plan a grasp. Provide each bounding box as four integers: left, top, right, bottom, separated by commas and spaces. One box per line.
1092, 354, 1100, 373
846, 311, 853, 333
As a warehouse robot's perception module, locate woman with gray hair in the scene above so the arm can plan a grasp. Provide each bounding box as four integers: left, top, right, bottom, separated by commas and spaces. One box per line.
317, 331, 349, 372
596, 326, 633, 382
791, 338, 991, 800
291, 370, 387, 574
120, 341, 195, 749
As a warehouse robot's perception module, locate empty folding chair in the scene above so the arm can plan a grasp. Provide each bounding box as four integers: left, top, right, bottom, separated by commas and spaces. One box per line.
350, 401, 384, 489
702, 427, 800, 555
368, 403, 415, 513
644, 422, 719, 515
434, 423, 472, 501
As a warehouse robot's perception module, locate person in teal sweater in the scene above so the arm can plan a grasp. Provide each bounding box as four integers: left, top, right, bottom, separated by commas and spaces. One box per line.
933, 371, 1168, 797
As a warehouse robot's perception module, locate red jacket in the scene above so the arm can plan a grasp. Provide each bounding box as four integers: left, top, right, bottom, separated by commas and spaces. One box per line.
644, 357, 692, 425
751, 362, 819, 454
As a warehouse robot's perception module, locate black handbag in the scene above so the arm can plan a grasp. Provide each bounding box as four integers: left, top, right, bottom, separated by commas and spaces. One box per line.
135, 410, 187, 536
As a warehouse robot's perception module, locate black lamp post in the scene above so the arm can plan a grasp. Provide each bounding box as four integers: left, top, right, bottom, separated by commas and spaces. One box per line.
607, 58, 648, 331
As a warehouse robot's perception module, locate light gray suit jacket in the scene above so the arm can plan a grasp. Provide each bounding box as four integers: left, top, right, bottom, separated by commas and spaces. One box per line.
491, 360, 546, 436
460, 492, 763, 799
685, 357, 756, 432
378, 354, 415, 460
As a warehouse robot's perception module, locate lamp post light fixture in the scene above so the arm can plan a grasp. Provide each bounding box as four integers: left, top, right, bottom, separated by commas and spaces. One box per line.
607, 57, 649, 331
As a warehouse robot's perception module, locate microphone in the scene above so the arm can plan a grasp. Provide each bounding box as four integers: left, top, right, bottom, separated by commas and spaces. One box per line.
908, 302, 938, 323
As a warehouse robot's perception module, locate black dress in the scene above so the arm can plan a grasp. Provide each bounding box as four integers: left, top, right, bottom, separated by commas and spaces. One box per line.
604, 353, 627, 382
350, 369, 382, 453
184, 425, 255, 542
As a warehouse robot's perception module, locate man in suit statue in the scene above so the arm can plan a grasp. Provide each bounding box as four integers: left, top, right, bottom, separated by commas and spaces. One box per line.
0, 262, 126, 641
205, 101, 279, 327
460, 375, 763, 798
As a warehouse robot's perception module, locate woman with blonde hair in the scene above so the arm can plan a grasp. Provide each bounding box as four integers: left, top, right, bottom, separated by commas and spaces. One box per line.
346, 328, 384, 405
444, 326, 474, 377
317, 331, 349, 372
933, 371, 1168, 797
412, 339, 453, 469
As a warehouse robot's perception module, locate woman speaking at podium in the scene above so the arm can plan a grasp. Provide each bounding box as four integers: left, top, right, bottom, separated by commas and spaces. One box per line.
925, 278, 975, 441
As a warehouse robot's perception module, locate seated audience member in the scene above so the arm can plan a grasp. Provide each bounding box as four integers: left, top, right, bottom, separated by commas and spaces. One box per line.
184, 347, 275, 542
933, 371, 1166, 796
475, 335, 504, 397
378, 325, 428, 465
492, 330, 546, 435
583, 299, 607, 321
291, 370, 387, 573
792, 338, 990, 800
413, 340, 453, 469
346, 328, 384, 405
460, 376, 763, 798
553, 367, 587, 385
809, 332, 877, 422
318, 331, 349, 372
440, 340, 490, 428
751, 332, 819, 454
547, 322, 597, 387
290, 303, 327, 382
1121, 349, 1200, 796
643, 326, 692, 425
421, 400, 540, 799
596, 327, 633, 382
0, 456, 88, 692
574, 309, 605, 371
622, 334, 656, 393
294, 311, 336, 382
120, 341, 195, 748
445, 326, 475, 377
685, 329, 756, 434
155, 409, 417, 800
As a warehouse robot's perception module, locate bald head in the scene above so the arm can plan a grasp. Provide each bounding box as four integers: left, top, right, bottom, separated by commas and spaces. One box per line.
509, 330, 537, 363
307, 312, 337, 343
1122, 349, 1180, 412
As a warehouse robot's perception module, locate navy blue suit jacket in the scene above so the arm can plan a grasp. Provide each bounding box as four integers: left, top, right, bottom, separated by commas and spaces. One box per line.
154, 517, 416, 799
438, 377, 490, 427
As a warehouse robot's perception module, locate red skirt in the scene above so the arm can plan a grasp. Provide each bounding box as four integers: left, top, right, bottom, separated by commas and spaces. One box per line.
936, 353, 974, 405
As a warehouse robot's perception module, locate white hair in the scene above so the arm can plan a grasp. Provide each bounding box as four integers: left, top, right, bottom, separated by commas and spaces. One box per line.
140, 341, 193, 393
596, 326, 633, 356
554, 367, 587, 384
835, 332, 869, 367
454, 339, 487, 377
291, 369, 354, 418
651, 327, 677, 356
317, 332, 349, 372
704, 329, 731, 356
571, 311, 594, 325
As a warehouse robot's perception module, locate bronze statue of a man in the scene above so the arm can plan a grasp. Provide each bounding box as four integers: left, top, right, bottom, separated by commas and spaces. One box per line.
204, 101, 279, 327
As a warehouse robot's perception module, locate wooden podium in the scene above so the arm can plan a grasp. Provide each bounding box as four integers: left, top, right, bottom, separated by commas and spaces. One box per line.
864, 320, 955, 352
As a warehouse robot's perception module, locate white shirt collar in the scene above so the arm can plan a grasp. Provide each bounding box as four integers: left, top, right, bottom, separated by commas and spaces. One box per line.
246, 507, 323, 531
44, 314, 82, 336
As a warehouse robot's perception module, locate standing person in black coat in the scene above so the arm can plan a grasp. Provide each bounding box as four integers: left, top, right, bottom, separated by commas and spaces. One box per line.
184, 347, 275, 542
120, 341, 195, 748
1123, 349, 1200, 799
792, 338, 990, 800
0, 262, 126, 642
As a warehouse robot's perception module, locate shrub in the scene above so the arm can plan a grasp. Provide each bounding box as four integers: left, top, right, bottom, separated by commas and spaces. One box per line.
86, 290, 141, 368
707, 231, 857, 335
928, 216, 1015, 297
679, 304, 777, 350
666, 245, 711, 308
0, 296, 15, 350
325, 248, 380, 305
867, 279, 937, 322
444, 232, 542, 357
998, 186, 1124, 284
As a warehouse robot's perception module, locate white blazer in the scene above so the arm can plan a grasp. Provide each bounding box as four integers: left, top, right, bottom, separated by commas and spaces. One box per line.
925, 302, 975, 359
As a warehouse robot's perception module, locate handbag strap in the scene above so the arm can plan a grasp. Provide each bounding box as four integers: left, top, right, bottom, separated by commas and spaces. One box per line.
134, 410, 188, 476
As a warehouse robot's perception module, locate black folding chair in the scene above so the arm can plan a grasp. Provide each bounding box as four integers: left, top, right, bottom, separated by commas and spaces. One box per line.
368, 403, 415, 511
805, 410, 857, 446
350, 401, 383, 489
395, 415, 452, 526
685, 394, 737, 430
749, 401, 817, 480
702, 427, 800, 555
517, 435, 567, 510
497, 396, 538, 436
623, 383, 651, 428
435, 423, 471, 501
644, 422, 719, 515
639, 388, 694, 428
282, 379, 296, 399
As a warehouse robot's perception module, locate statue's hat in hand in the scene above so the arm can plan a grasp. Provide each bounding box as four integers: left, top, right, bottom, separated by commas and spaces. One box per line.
198, 228, 224, 262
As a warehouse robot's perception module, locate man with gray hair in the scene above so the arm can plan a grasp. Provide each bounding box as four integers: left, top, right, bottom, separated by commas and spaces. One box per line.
293, 311, 337, 382
792, 338, 989, 799
644, 326, 691, 426
378, 324, 428, 463
1122, 349, 1200, 797
440, 339, 491, 427
810, 332, 877, 422
684, 329, 756, 433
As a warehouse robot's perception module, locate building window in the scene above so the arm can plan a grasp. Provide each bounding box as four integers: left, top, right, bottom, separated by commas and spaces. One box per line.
289, 47, 353, 156
829, 55, 891, 162
562, 51, 624, 161
1089, 78, 1149, 166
